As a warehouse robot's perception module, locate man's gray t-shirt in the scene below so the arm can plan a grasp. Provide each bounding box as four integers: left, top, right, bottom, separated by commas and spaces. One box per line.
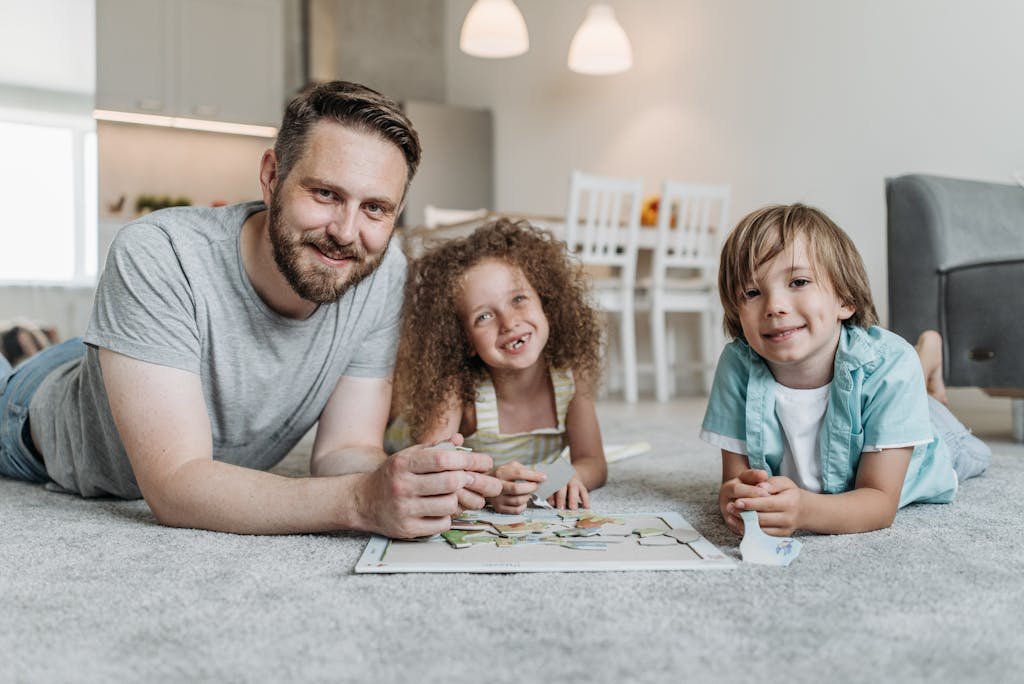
30, 201, 405, 498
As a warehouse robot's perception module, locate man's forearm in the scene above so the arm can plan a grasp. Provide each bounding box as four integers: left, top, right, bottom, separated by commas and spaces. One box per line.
146, 459, 371, 535
310, 446, 387, 477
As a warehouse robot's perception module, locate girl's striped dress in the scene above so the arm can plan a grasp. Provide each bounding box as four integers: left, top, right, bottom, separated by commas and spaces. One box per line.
464, 368, 574, 467
383, 368, 575, 467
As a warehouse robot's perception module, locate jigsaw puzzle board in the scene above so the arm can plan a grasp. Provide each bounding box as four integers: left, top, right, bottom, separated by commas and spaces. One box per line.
355, 511, 735, 574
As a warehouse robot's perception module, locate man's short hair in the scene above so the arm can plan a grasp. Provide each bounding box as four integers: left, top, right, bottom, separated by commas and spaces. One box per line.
273, 81, 421, 193
718, 203, 879, 340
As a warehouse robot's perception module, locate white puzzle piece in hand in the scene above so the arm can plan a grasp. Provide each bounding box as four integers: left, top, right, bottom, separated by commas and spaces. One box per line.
738, 510, 802, 566
529, 460, 577, 506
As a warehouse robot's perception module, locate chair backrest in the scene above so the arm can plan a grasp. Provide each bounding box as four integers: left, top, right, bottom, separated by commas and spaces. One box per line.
651, 180, 730, 286
423, 205, 488, 228
564, 171, 644, 283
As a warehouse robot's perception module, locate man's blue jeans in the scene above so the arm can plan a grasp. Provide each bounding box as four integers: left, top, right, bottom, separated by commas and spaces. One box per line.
0, 338, 86, 482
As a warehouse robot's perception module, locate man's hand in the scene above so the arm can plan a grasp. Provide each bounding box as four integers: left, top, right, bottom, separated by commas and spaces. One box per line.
549, 475, 589, 510
728, 473, 803, 537
488, 462, 546, 514
430, 436, 502, 512
355, 442, 500, 539
719, 468, 771, 535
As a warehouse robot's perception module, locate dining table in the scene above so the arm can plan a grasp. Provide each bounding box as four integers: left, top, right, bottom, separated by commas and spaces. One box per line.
399, 211, 662, 258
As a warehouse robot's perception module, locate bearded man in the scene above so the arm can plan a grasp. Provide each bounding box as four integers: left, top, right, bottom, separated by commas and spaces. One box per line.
0, 81, 500, 537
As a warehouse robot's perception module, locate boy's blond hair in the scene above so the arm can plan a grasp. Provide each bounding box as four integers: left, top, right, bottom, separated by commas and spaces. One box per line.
718, 203, 878, 340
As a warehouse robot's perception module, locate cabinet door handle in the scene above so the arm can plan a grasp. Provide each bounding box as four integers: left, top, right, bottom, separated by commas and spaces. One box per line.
969, 349, 996, 361
192, 104, 220, 118
137, 98, 163, 111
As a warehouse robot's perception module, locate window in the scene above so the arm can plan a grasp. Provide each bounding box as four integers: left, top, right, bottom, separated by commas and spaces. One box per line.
0, 0, 96, 285
0, 110, 96, 283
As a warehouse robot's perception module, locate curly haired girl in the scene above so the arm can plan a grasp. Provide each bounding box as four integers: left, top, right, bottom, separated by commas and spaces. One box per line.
388, 218, 607, 513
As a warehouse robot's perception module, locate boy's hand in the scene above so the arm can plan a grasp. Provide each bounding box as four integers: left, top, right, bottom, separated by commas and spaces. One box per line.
719, 469, 771, 534
549, 475, 589, 510
730, 474, 803, 537
488, 461, 546, 514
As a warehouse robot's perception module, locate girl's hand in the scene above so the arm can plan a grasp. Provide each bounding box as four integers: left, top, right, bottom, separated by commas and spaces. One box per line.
548, 475, 589, 510
488, 461, 546, 514
729, 475, 802, 537
719, 469, 771, 535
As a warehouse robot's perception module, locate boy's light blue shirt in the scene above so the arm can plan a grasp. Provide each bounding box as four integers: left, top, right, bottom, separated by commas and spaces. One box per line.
701, 325, 957, 506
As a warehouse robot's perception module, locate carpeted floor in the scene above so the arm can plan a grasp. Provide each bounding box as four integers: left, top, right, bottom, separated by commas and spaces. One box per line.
2, 398, 1022, 683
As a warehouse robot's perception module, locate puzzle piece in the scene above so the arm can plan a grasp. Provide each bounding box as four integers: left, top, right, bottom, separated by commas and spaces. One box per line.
554, 527, 601, 538
529, 460, 577, 504
492, 521, 548, 536
441, 529, 499, 549
557, 540, 608, 551
472, 512, 526, 525
409, 534, 443, 543
575, 515, 622, 529
664, 528, 701, 544
441, 530, 471, 549
638, 535, 679, 546
449, 520, 493, 531
586, 535, 626, 543
738, 510, 802, 566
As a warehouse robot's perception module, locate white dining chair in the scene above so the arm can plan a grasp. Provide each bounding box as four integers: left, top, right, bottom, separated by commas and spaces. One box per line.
641, 180, 730, 400
564, 170, 644, 403
423, 205, 489, 228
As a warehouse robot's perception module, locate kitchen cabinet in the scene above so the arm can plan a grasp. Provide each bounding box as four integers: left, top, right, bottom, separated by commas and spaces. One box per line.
97, 0, 285, 127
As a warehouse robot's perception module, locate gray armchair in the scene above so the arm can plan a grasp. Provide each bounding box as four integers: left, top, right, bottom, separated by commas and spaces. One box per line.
886, 173, 1024, 439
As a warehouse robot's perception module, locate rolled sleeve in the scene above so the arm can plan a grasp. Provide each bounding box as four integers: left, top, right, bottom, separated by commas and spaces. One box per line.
84, 223, 201, 373
342, 248, 406, 378
860, 340, 933, 451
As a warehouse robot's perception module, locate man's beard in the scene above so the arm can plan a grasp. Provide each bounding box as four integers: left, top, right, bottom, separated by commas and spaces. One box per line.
267, 196, 388, 304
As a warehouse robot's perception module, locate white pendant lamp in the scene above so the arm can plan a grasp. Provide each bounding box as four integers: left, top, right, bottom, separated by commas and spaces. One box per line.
567, 4, 633, 75
459, 0, 529, 58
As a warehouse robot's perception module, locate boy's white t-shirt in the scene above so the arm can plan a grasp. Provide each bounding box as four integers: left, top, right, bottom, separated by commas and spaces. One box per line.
774, 382, 831, 493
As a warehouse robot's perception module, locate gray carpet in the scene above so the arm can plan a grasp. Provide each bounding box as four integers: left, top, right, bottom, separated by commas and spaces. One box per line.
3, 398, 1022, 683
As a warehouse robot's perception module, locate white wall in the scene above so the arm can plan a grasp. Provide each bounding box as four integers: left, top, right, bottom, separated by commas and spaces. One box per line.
444, 0, 1024, 324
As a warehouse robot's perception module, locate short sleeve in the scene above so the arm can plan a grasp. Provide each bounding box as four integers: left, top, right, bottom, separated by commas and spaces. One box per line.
84, 223, 201, 373
341, 249, 406, 378
700, 341, 749, 447
861, 339, 933, 450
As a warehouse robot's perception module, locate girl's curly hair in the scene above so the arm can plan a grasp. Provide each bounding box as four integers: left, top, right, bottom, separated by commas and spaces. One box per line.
394, 218, 603, 441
